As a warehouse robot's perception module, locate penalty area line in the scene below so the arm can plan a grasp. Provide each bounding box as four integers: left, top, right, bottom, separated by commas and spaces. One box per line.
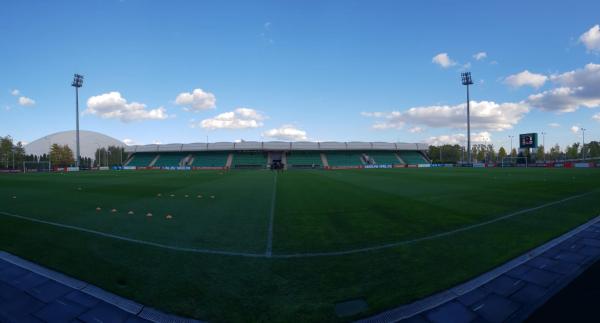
0, 190, 594, 259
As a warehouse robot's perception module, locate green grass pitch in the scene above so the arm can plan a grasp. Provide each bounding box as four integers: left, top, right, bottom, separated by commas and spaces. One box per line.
1, 168, 600, 322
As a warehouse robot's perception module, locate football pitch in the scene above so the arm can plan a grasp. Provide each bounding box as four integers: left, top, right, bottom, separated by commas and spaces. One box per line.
1, 168, 600, 322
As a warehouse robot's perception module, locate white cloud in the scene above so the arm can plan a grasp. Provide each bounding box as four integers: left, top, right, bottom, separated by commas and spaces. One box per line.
432, 53, 456, 68
425, 131, 491, 146
473, 52, 487, 60
85, 91, 169, 122
18, 96, 35, 106
548, 122, 561, 128
593, 113, 600, 122
570, 125, 580, 134
175, 88, 216, 111
153, 140, 162, 145
263, 125, 307, 141
199, 108, 265, 129
504, 70, 548, 88
122, 138, 135, 145
363, 100, 529, 132
579, 25, 600, 53
10, 89, 20, 96
409, 126, 425, 133
527, 63, 600, 112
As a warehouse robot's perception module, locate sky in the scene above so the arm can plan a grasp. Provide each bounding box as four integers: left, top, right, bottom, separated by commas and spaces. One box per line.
1, 0, 600, 151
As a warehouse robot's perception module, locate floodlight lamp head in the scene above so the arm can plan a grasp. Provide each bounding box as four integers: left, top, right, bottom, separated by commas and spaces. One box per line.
71, 74, 84, 88
461, 72, 473, 85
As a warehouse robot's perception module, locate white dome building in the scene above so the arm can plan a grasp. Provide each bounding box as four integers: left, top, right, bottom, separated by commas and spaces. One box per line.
25, 130, 125, 158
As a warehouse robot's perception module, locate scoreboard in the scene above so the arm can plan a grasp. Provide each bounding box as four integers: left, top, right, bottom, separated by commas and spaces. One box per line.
519, 133, 538, 149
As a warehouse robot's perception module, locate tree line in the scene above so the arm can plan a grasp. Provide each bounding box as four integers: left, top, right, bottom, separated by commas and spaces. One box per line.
428, 141, 600, 163
0, 135, 124, 169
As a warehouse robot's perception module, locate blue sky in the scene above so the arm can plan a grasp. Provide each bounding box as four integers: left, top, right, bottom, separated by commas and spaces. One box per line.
1, 0, 600, 150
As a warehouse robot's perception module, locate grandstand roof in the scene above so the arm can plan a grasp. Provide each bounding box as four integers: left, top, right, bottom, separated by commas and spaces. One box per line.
124, 141, 429, 153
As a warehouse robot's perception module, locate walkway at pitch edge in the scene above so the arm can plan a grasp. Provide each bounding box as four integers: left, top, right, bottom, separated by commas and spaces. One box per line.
357, 214, 600, 323
0, 251, 202, 323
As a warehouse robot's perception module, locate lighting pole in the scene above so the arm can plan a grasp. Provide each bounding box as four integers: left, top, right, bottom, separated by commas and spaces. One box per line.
509, 135, 514, 156
71, 74, 84, 168
461, 72, 474, 164
541, 131, 546, 162
581, 128, 586, 160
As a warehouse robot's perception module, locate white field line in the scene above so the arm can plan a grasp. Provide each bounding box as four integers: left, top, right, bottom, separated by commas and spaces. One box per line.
0, 191, 593, 259
265, 171, 278, 257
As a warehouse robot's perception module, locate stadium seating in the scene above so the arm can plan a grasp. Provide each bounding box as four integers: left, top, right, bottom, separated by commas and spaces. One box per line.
286, 151, 322, 168
325, 152, 365, 167
127, 153, 157, 167
190, 152, 230, 167
398, 151, 428, 164
153, 153, 188, 167
366, 151, 401, 165
232, 152, 268, 168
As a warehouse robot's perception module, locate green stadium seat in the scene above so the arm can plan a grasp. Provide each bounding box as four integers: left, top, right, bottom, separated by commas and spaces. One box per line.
153, 153, 188, 167
232, 152, 267, 168
127, 153, 157, 167
398, 151, 428, 164
286, 151, 322, 168
366, 152, 401, 165
325, 152, 365, 167
191, 152, 229, 167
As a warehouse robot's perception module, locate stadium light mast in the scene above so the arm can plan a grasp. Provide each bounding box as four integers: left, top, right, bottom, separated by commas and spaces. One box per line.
541, 131, 546, 162
581, 128, 586, 160
461, 72, 474, 163
71, 74, 84, 168
509, 135, 514, 155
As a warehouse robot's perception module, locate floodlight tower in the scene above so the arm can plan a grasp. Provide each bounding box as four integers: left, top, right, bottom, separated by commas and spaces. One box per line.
541, 131, 546, 162
71, 74, 84, 168
461, 72, 474, 163
581, 127, 587, 160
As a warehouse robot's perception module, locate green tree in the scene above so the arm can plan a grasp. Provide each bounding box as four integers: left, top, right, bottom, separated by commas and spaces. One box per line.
498, 147, 507, 160
13, 141, 26, 169
510, 148, 517, 157
549, 144, 561, 160
50, 144, 75, 167
566, 143, 580, 159
588, 141, 600, 158
487, 144, 496, 162
535, 145, 545, 161
0, 136, 13, 168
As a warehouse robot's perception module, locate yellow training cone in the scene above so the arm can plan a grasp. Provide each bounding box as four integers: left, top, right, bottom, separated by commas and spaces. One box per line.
210, 195, 215, 199
128, 211, 134, 215
197, 195, 202, 198
111, 208, 117, 213
146, 213, 153, 217
184, 194, 189, 198
96, 207, 102, 211
170, 194, 175, 197
166, 214, 173, 219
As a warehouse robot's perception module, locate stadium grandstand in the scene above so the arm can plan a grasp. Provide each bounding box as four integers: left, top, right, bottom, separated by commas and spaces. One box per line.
123, 141, 430, 169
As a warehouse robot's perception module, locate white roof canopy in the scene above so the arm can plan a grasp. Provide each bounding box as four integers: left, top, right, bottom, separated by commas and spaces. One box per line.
124, 141, 428, 153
